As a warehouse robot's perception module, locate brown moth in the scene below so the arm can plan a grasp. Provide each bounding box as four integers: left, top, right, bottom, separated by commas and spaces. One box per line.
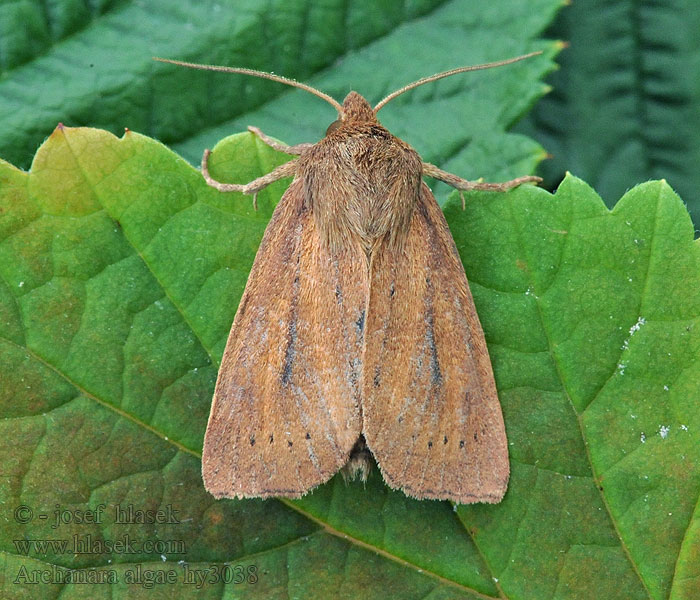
156, 54, 542, 503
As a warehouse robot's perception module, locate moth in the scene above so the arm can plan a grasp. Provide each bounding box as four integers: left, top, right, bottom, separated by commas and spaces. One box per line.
156, 53, 541, 503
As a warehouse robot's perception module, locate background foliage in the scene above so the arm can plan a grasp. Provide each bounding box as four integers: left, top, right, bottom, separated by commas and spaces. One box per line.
518, 0, 700, 226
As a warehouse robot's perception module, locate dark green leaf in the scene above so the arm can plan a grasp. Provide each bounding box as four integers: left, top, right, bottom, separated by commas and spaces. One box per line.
518, 0, 700, 225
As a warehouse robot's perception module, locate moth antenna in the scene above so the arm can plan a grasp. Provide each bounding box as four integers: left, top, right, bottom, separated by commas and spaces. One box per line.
153, 57, 343, 114
373, 51, 543, 113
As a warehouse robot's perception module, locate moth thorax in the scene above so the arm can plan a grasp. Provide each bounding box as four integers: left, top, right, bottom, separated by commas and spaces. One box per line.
349, 133, 422, 247
303, 119, 422, 255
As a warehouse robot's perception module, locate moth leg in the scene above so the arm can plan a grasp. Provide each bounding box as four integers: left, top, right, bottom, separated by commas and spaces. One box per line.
248, 126, 313, 155
201, 150, 298, 210
422, 162, 541, 209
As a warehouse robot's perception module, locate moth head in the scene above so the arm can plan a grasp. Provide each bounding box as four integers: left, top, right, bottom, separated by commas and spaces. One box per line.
325, 92, 377, 135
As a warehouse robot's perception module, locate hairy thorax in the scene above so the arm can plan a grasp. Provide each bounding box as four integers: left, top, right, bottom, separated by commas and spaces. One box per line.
298, 120, 423, 256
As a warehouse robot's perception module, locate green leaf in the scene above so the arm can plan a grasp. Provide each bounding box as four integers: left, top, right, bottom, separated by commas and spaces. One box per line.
1, 122, 699, 598
449, 176, 700, 600
518, 0, 700, 225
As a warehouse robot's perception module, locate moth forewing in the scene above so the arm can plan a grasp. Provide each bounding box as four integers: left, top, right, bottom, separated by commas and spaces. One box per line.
363, 185, 508, 503
201, 178, 366, 499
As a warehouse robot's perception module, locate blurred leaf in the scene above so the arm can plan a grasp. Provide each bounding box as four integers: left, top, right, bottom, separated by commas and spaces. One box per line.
1, 122, 698, 599
518, 0, 700, 226
0, 0, 558, 194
